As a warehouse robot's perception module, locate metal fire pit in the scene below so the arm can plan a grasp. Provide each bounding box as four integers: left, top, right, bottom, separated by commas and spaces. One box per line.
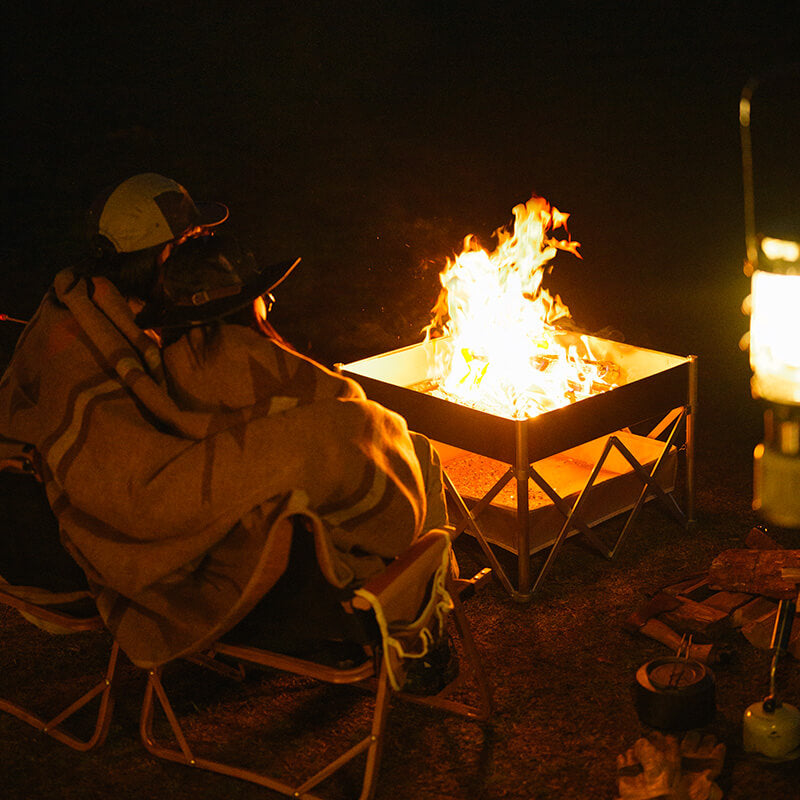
339, 334, 697, 602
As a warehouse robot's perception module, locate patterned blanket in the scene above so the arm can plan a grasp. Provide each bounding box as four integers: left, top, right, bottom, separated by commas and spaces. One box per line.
0, 270, 443, 666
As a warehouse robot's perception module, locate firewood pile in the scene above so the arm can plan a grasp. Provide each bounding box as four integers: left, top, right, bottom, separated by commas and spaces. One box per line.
625, 528, 800, 663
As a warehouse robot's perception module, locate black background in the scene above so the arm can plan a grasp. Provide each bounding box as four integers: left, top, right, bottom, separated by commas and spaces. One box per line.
2, 0, 799, 465
3, 5, 800, 798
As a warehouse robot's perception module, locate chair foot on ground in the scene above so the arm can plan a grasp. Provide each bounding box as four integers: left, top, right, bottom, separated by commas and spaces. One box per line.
0, 588, 119, 751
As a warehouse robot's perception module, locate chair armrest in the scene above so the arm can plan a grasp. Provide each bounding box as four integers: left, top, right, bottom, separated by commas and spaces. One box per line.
351, 528, 451, 611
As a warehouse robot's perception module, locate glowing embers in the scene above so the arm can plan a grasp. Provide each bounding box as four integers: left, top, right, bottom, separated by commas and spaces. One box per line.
411, 346, 620, 419
424, 196, 621, 420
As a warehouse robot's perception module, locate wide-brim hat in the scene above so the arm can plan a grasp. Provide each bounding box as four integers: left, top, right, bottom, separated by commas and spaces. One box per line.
88, 173, 229, 254
135, 233, 300, 330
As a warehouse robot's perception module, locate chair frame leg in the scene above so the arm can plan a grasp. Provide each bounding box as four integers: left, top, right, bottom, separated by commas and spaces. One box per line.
397, 587, 493, 721
136, 531, 491, 798
140, 658, 393, 800
0, 640, 119, 752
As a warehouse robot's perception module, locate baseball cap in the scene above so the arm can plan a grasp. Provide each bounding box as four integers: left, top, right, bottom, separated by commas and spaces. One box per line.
87, 173, 229, 254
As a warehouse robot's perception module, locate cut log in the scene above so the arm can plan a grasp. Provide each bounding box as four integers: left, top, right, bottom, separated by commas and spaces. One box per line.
636, 618, 715, 664
741, 609, 779, 651
744, 526, 782, 550
730, 596, 777, 628
791, 620, 800, 660
662, 574, 711, 597
701, 591, 754, 615
708, 549, 800, 599
742, 609, 800, 652
662, 596, 729, 632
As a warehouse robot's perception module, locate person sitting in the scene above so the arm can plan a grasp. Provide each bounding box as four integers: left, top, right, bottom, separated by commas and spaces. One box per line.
134, 232, 449, 657
0, 173, 447, 669
0, 173, 228, 602
137, 232, 448, 547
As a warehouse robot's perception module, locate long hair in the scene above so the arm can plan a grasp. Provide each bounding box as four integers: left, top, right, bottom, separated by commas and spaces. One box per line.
74, 243, 162, 301
159, 302, 295, 352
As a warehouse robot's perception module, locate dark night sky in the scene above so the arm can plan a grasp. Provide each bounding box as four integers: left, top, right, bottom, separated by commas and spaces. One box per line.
2, 1, 799, 439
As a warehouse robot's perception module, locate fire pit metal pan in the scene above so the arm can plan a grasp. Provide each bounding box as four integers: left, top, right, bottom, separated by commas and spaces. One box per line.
339, 334, 696, 602
340, 335, 694, 467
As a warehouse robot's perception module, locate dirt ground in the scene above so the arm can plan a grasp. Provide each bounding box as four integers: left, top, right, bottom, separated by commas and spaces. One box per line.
3, 4, 799, 799
2, 442, 800, 800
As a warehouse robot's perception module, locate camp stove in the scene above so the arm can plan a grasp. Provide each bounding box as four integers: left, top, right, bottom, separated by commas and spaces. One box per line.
339, 334, 697, 602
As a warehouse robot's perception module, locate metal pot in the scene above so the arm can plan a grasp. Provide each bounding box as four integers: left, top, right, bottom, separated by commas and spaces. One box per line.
634, 657, 716, 730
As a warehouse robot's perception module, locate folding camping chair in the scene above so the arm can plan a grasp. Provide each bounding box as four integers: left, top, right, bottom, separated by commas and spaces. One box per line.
0, 459, 119, 751
139, 524, 492, 800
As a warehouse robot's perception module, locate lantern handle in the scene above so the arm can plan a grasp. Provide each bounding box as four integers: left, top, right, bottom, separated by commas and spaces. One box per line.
739, 77, 759, 272
739, 64, 800, 274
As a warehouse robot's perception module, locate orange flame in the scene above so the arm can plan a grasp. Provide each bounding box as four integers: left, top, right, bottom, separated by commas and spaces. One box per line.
425, 196, 618, 419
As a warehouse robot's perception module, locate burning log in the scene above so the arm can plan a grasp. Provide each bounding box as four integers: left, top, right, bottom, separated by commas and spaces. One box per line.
708, 549, 800, 600
411, 353, 623, 419
421, 195, 627, 421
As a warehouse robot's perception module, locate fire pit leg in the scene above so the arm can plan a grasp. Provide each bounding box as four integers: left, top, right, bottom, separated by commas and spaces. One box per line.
515, 420, 533, 599
686, 355, 698, 529
441, 470, 518, 598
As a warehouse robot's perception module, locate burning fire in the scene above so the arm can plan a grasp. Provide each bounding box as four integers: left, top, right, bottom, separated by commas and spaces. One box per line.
423, 196, 620, 420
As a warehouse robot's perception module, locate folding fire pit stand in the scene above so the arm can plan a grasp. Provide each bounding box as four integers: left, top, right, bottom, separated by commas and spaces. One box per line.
340, 335, 696, 603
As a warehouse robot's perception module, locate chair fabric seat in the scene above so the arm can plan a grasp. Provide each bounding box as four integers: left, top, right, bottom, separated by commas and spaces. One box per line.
222, 519, 379, 660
